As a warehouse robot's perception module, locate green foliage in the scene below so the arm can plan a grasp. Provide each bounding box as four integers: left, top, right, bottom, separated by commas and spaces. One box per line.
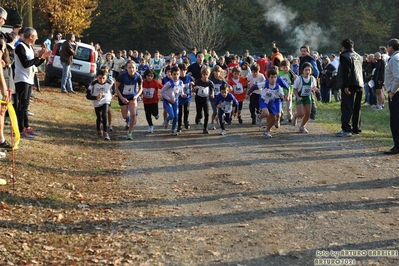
27, 0, 399, 55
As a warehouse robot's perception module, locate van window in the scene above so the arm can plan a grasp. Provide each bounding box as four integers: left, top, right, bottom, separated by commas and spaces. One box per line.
56, 43, 92, 62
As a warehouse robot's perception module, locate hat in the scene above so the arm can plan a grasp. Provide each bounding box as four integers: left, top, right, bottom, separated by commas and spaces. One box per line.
0, 7, 8, 20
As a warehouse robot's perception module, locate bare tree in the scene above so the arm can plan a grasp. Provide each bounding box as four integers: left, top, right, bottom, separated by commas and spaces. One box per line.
169, 0, 226, 51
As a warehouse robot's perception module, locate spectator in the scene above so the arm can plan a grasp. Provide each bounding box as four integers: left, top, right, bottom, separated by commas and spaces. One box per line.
335, 39, 364, 137
243, 50, 254, 65
372, 52, 386, 110
60, 32, 77, 93
384, 38, 399, 154
14, 27, 51, 138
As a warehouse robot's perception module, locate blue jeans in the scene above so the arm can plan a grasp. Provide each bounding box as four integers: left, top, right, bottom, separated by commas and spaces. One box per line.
61, 61, 73, 92
164, 99, 178, 130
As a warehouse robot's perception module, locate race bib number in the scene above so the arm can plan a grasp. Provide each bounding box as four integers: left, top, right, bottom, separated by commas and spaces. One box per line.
153, 63, 161, 70
123, 84, 136, 95
234, 83, 243, 94
220, 101, 233, 113
197, 86, 209, 97
143, 88, 155, 98
261, 88, 274, 104
301, 87, 312, 96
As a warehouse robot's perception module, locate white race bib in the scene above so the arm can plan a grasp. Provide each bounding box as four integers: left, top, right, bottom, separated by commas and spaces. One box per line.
123, 84, 136, 95
197, 86, 209, 97
234, 83, 244, 94
143, 88, 155, 98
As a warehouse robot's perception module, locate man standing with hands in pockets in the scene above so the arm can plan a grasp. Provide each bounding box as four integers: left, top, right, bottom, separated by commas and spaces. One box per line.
384, 38, 399, 154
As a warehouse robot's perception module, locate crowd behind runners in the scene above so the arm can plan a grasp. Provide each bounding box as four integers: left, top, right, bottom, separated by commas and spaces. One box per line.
84, 40, 392, 140
0, 16, 391, 147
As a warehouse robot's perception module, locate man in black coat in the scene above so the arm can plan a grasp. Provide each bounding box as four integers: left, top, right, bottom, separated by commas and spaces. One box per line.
335, 39, 364, 137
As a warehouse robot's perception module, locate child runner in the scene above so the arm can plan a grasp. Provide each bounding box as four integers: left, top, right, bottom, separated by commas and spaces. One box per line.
194, 66, 214, 134
250, 69, 284, 138
138, 58, 150, 77
240, 61, 251, 78
177, 63, 195, 132
209, 65, 229, 130
279, 59, 296, 123
292, 62, 320, 133
246, 64, 266, 124
86, 69, 113, 140
150, 50, 164, 80
227, 55, 240, 80
142, 69, 163, 133
115, 60, 143, 140
214, 83, 238, 135
228, 67, 247, 124
161, 65, 172, 124
160, 66, 187, 136
100, 65, 115, 132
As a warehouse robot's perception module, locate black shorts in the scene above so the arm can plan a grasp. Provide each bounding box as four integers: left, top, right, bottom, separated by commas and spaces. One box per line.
118, 96, 134, 106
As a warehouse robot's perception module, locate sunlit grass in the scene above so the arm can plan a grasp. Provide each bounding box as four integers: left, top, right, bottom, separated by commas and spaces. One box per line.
315, 98, 392, 148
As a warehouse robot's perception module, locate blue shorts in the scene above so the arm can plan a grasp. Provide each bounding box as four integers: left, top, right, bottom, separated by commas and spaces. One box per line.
259, 98, 282, 115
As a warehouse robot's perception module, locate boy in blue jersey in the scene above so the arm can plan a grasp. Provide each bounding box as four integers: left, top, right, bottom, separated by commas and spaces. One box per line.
249, 69, 284, 138
178, 63, 195, 132
215, 83, 239, 135
138, 58, 150, 76
160, 66, 187, 136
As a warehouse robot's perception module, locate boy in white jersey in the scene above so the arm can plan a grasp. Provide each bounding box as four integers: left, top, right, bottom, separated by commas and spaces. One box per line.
86, 69, 114, 140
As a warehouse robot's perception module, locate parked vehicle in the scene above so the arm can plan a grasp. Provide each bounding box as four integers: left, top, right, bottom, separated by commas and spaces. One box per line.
45, 40, 97, 88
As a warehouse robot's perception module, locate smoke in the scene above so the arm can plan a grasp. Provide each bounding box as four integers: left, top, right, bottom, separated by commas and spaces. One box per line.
258, 0, 297, 33
291, 23, 331, 53
257, 0, 332, 53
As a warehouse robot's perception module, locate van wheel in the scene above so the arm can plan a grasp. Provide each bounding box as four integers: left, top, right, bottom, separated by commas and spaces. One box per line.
44, 74, 52, 86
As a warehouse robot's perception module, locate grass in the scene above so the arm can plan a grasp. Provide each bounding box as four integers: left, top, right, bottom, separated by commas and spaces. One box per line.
315, 98, 392, 147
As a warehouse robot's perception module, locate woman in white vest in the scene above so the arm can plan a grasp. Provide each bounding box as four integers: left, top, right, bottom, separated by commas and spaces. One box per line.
14, 27, 51, 138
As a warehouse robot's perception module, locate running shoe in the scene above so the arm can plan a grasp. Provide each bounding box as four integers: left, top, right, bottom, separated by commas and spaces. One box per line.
103, 132, 110, 140
126, 132, 133, 140
299, 126, 309, 134
264, 131, 272, 138
26, 127, 39, 136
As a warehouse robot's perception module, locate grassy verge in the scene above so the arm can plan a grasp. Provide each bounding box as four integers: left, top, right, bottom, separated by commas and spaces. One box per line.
315, 99, 392, 147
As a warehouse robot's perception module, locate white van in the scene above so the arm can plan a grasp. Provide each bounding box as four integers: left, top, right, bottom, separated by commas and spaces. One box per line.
45, 40, 97, 88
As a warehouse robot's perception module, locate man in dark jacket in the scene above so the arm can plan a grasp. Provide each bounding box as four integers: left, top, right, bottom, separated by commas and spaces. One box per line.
335, 39, 364, 137
60, 33, 77, 93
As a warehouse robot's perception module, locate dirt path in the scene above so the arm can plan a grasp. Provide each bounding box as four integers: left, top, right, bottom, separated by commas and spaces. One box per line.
111, 101, 399, 265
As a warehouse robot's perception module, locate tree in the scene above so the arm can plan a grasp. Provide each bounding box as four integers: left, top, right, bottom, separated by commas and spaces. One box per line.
168, 0, 227, 51
37, 0, 98, 35
0, 0, 31, 25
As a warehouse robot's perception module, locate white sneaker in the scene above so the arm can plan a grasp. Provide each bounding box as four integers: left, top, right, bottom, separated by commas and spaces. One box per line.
220, 129, 226, 135
263, 131, 272, 138
209, 123, 216, 130
148, 126, 154, 133
299, 126, 309, 133
162, 120, 168, 129
172, 129, 178, 136
155, 114, 159, 120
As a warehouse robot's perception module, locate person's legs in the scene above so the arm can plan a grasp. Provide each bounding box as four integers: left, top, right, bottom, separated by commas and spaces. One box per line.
95, 106, 102, 131
144, 103, 153, 126
301, 104, 311, 127
218, 109, 225, 131
389, 93, 399, 148
203, 98, 209, 129
171, 101, 178, 131
183, 102, 190, 128
178, 104, 183, 130
101, 104, 108, 132
340, 89, 355, 132
128, 100, 137, 132
352, 90, 363, 133
195, 96, 203, 124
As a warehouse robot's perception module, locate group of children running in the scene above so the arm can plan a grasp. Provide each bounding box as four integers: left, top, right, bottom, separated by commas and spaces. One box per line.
86, 52, 319, 140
